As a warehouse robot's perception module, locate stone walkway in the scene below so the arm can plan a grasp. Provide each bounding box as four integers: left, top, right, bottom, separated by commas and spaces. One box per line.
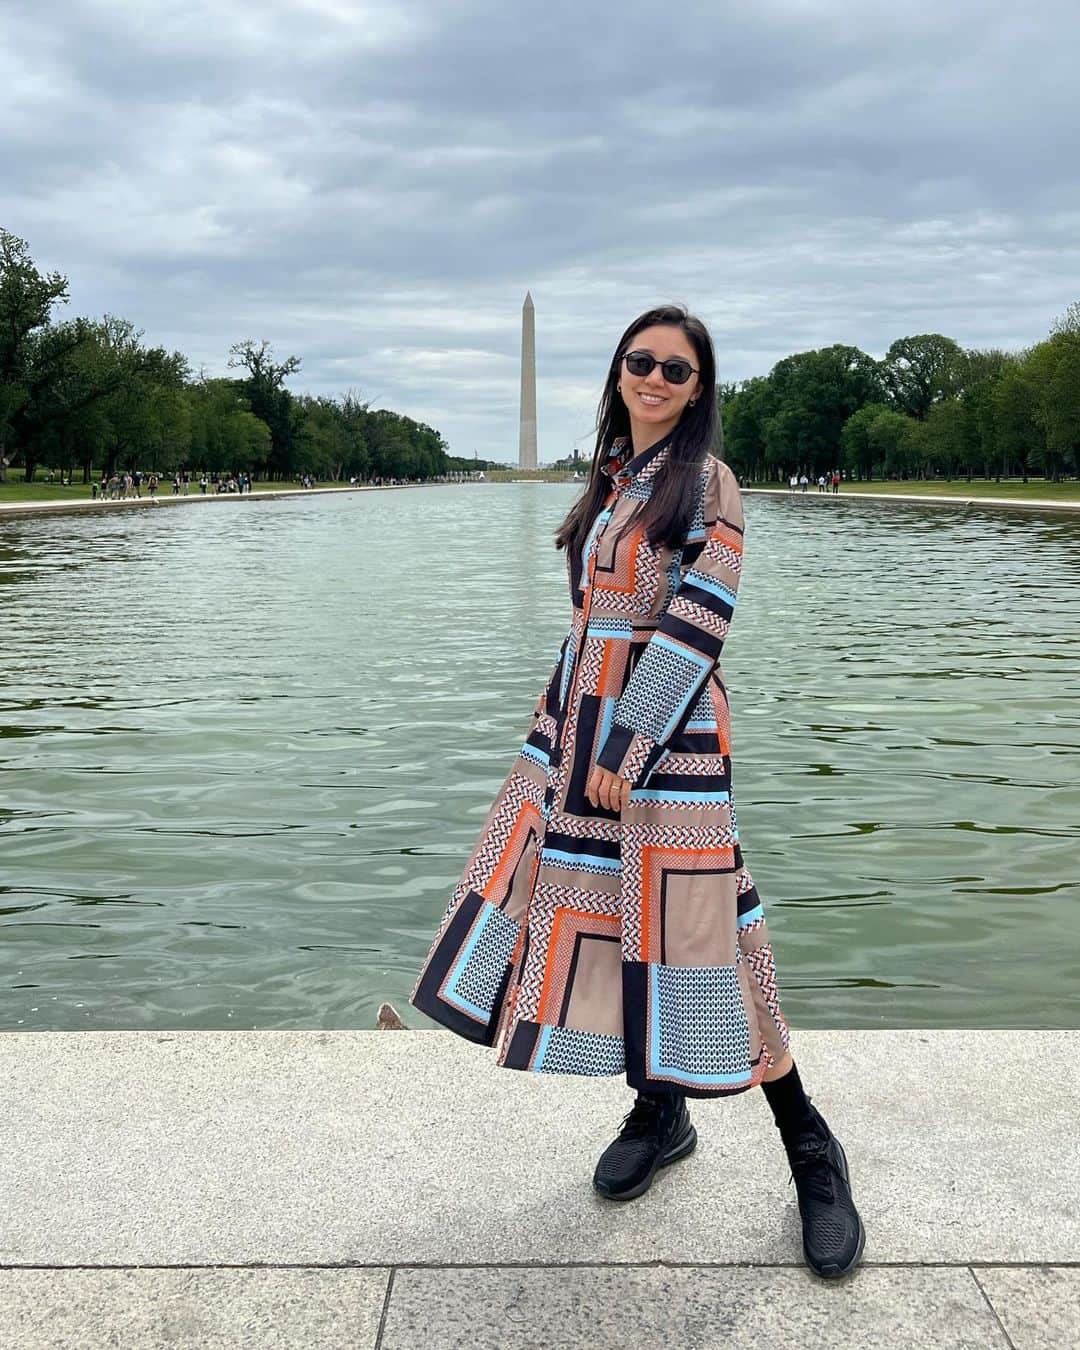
1, 1029, 1076, 1347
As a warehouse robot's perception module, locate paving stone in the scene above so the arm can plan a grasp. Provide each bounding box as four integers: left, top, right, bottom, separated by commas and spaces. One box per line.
0, 1267, 388, 1350
381, 1265, 1010, 1350
974, 1266, 1080, 1350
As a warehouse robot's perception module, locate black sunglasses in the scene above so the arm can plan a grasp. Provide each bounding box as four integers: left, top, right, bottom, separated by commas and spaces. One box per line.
622, 349, 700, 386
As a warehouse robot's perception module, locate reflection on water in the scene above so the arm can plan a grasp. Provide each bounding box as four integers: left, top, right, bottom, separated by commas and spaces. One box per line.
1, 487, 1078, 1032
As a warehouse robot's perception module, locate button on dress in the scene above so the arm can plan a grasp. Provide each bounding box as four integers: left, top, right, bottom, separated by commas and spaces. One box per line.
410, 431, 790, 1096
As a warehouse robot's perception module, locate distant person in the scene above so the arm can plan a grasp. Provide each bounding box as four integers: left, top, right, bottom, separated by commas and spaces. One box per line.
132, 470, 142, 498
409, 302, 864, 1280
200, 475, 208, 494
147, 474, 158, 497
91, 480, 100, 500
788, 473, 797, 492
799, 473, 809, 492
831, 470, 840, 494
182, 472, 190, 495
817, 474, 826, 493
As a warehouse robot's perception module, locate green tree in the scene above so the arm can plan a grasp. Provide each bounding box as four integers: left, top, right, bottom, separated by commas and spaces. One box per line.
186, 378, 271, 471
882, 334, 964, 420
867, 409, 920, 477
768, 344, 884, 466
0, 228, 71, 481
918, 400, 968, 479
89, 317, 191, 479
1026, 337, 1080, 480
227, 339, 301, 480
839, 403, 891, 480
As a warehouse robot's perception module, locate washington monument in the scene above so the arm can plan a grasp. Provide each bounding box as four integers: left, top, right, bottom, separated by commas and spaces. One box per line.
518, 291, 537, 469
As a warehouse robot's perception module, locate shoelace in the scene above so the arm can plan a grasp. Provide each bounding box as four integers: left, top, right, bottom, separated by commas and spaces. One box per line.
616, 1096, 665, 1141
788, 1135, 837, 1204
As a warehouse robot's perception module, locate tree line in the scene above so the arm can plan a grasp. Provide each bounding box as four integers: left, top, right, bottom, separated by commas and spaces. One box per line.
7, 226, 1076, 489
720, 308, 1080, 484
0, 229, 456, 485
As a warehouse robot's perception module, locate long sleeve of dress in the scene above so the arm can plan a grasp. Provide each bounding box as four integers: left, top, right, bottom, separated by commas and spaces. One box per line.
594, 455, 744, 789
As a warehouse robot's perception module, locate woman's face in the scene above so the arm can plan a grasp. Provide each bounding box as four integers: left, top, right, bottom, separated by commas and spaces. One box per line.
618, 323, 703, 441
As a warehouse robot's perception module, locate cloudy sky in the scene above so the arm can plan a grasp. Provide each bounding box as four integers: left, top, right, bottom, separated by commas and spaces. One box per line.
2, 0, 1077, 464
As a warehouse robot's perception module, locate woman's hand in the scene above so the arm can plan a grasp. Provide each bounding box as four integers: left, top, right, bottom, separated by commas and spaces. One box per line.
586, 764, 630, 813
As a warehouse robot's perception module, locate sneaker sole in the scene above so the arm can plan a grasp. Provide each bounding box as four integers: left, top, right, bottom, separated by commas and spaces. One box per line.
593, 1122, 698, 1202
805, 1138, 867, 1279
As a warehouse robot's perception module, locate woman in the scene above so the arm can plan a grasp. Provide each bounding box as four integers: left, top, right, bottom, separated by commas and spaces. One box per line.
410, 304, 864, 1278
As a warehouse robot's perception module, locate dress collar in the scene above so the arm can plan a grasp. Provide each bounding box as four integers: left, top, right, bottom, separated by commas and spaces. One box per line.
600, 430, 674, 490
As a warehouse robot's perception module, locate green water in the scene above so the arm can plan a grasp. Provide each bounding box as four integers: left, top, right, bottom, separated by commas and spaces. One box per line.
2, 486, 1078, 1032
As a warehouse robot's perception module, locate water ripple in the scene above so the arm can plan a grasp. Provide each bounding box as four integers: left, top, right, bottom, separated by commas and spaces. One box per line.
1, 486, 1078, 1031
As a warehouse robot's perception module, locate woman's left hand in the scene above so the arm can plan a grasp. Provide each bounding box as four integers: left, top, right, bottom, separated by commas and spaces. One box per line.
587, 765, 629, 813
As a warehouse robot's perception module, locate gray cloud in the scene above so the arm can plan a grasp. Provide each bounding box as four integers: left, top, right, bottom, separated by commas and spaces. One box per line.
2, 0, 1078, 463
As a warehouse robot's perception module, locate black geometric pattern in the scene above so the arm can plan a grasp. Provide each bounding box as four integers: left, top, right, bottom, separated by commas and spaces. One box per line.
450, 902, 519, 1016
653, 964, 751, 1077
612, 640, 708, 742
537, 1025, 626, 1076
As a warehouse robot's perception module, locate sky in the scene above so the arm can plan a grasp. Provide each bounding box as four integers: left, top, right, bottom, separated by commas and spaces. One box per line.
2, 0, 1078, 465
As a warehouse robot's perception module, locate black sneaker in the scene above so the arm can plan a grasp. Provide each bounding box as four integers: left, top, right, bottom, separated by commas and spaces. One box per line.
592, 1091, 697, 1201
786, 1104, 866, 1278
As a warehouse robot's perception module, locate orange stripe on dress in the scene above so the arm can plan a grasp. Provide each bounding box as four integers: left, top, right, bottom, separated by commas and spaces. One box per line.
593, 523, 643, 596
640, 844, 739, 962
597, 639, 613, 697
485, 802, 541, 902
537, 907, 619, 1023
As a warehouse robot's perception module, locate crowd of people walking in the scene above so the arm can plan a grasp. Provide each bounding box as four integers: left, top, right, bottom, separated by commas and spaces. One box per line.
789, 470, 842, 493
91, 471, 252, 500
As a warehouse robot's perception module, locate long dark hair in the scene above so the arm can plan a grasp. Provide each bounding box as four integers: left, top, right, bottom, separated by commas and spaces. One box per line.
555, 303, 720, 556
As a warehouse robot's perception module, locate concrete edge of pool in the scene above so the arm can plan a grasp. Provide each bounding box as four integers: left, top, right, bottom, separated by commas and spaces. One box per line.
1, 1028, 1077, 1348
0, 482, 427, 517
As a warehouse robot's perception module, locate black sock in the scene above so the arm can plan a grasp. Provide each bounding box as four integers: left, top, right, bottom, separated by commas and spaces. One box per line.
761, 1060, 819, 1143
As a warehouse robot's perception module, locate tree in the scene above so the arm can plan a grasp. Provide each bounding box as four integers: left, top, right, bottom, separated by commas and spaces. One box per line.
1025, 337, 1080, 480
918, 400, 968, 480
186, 378, 271, 471
768, 345, 884, 465
1050, 300, 1080, 339
0, 229, 73, 481
992, 362, 1038, 483
867, 409, 920, 477
881, 334, 964, 420
839, 404, 890, 481
88, 317, 190, 480
721, 376, 776, 482
228, 339, 301, 480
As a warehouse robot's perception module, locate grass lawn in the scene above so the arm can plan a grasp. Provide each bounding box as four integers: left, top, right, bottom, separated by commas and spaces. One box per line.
484, 469, 581, 482
757, 478, 1080, 502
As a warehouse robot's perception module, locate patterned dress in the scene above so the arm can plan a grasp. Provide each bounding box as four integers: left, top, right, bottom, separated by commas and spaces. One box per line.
410, 430, 790, 1097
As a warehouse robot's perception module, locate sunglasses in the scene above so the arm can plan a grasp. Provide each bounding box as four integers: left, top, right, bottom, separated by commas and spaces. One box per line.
622, 349, 700, 386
